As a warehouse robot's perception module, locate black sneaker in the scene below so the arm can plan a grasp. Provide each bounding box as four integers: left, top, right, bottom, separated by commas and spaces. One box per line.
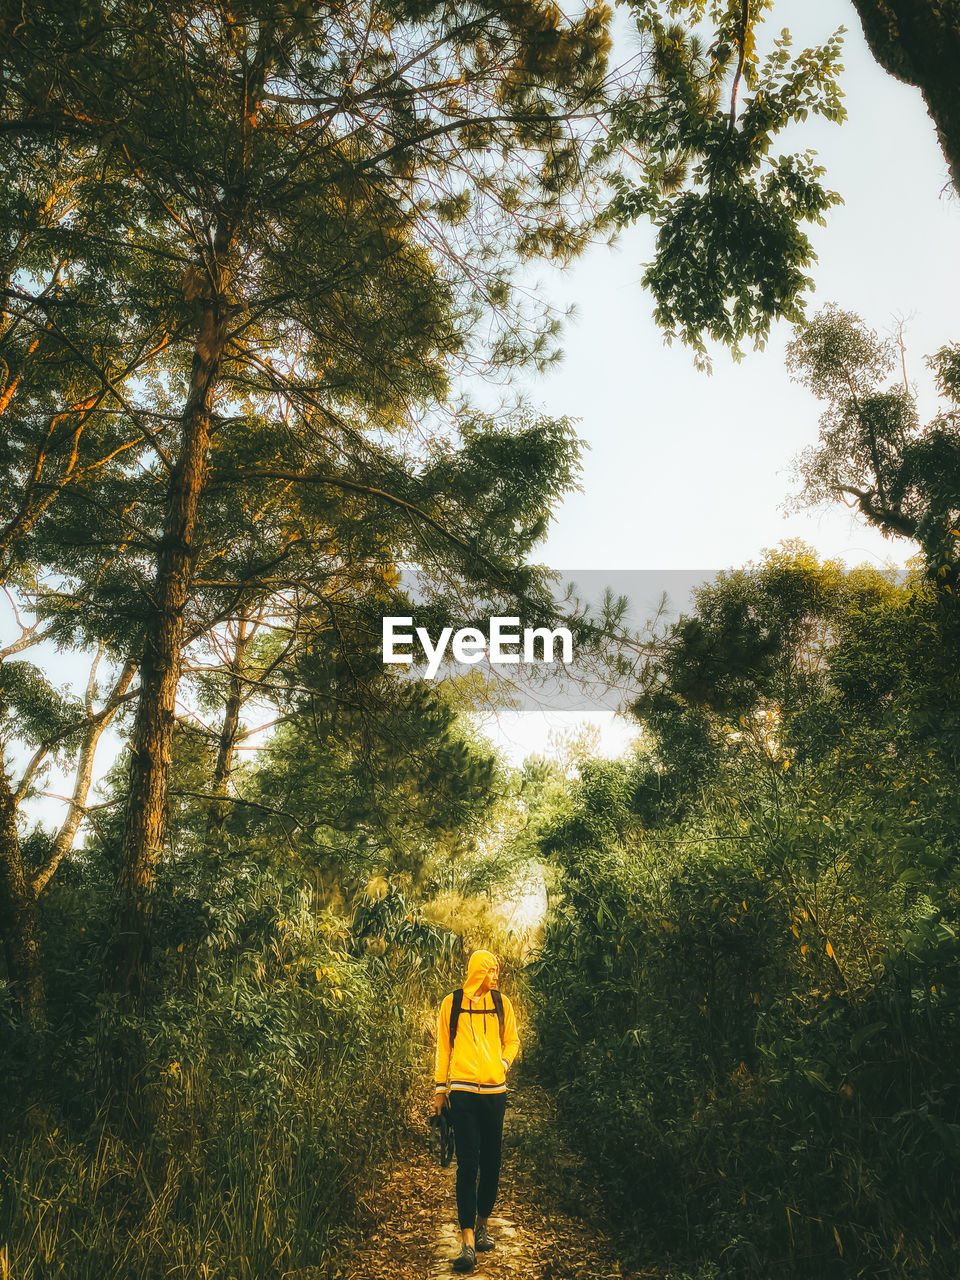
474, 1225, 495, 1252
452, 1244, 476, 1273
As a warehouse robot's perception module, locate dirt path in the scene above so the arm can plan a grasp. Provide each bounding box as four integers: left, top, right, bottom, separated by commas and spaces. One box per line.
341, 1072, 652, 1280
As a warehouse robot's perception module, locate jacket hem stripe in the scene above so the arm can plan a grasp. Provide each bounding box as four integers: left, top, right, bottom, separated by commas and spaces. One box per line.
448, 1080, 507, 1094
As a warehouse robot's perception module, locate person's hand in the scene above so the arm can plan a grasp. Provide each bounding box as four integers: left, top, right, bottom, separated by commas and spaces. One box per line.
434, 1090, 448, 1114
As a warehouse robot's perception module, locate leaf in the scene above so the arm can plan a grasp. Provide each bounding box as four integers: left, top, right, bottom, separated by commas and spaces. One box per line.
803, 1067, 830, 1090
849, 1020, 886, 1053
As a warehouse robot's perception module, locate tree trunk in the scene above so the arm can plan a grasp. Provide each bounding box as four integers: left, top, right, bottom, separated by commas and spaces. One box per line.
0, 755, 46, 1029
851, 0, 960, 192
108, 295, 230, 1003
33, 656, 138, 897
205, 625, 252, 846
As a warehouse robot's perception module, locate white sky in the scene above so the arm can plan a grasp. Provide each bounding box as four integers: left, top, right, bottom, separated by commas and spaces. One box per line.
8, 0, 960, 815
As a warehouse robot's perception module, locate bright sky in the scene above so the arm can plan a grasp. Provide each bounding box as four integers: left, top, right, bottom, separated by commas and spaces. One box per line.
9, 0, 960, 820
481, 0, 960, 763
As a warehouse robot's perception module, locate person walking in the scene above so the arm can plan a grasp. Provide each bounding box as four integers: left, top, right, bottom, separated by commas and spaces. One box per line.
434, 949, 520, 1274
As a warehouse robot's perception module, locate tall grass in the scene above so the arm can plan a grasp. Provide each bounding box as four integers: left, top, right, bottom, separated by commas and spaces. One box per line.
3, 1048, 408, 1279
0, 860, 428, 1280
0, 854, 546, 1278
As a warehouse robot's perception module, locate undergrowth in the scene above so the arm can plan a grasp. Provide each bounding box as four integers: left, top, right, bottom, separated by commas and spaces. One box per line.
0, 859, 459, 1280
529, 768, 960, 1280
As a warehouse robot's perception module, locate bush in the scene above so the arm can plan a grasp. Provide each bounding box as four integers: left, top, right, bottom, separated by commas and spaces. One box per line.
0, 858, 419, 1280
530, 766, 960, 1278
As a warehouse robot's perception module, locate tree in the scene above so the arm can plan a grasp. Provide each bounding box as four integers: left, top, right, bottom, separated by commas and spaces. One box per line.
788, 305, 960, 586
534, 553, 960, 1274
600, 1, 845, 363
239, 684, 503, 883
631, 545, 904, 825
852, 0, 960, 192
2, 0, 613, 1008
0, 622, 136, 1029
601, 0, 959, 362
0, 83, 172, 1026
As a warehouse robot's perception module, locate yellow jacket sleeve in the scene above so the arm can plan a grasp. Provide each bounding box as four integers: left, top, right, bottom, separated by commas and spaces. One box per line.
434, 993, 453, 1093
500, 995, 520, 1072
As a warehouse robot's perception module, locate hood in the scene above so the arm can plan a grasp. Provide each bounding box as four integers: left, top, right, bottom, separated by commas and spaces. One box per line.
462, 949, 498, 999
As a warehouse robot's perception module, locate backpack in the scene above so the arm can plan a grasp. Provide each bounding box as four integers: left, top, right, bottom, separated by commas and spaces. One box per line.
449, 986, 504, 1049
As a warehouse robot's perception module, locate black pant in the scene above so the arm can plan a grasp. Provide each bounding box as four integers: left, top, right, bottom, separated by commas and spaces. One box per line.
449, 1090, 507, 1229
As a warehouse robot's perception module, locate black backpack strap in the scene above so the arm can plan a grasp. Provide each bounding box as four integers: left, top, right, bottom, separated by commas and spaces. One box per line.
449, 988, 464, 1048
491, 988, 505, 1047
449, 986, 504, 1049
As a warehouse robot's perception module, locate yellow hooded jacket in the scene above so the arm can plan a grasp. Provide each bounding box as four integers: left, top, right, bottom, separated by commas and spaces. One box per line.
434, 950, 520, 1096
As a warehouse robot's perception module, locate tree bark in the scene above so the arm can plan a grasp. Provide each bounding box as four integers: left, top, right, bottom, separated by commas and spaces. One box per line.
32, 656, 138, 897
851, 0, 960, 192
0, 754, 46, 1029
109, 293, 230, 1003
205, 624, 253, 846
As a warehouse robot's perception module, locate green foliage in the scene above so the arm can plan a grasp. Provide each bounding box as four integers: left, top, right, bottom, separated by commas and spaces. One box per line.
531, 548, 960, 1277
597, 1, 960, 363
0, 856, 422, 1279
790, 307, 960, 591
217, 682, 505, 882
0, 661, 82, 751
0, 0, 604, 1044
352, 881, 462, 971
601, 5, 845, 364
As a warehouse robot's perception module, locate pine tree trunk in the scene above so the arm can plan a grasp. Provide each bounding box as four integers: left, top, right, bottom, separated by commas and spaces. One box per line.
205, 629, 251, 846
33, 657, 138, 898
0, 756, 46, 1029
109, 297, 230, 1003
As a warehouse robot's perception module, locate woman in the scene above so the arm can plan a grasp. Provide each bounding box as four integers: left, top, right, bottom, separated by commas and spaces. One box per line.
434, 949, 520, 1273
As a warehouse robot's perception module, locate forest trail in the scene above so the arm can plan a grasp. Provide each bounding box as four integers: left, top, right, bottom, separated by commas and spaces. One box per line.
341, 1072, 653, 1280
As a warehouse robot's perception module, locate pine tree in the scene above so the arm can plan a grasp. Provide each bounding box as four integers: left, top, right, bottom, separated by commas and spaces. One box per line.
2, 0, 612, 1010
